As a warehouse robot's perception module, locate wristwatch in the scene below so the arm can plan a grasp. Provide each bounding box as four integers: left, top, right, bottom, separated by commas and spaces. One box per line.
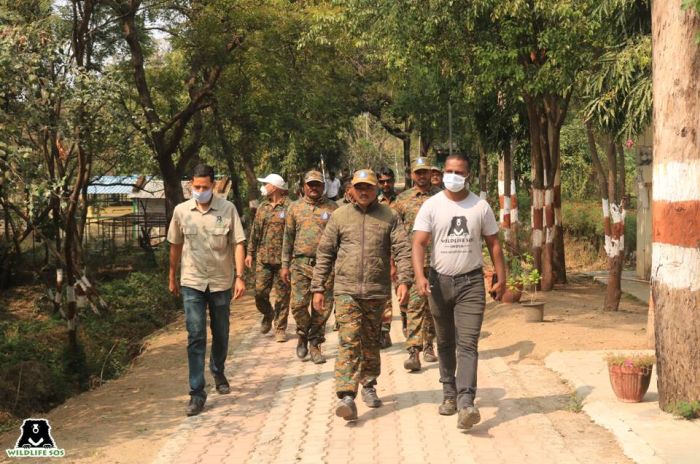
235, 274, 244, 280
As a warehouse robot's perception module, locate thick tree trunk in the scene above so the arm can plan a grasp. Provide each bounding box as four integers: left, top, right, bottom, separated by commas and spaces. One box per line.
402, 134, 411, 188
651, 1, 700, 410
526, 98, 545, 282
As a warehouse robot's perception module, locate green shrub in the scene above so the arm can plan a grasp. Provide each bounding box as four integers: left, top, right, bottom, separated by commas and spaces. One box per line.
0, 269, 180, 419
669, 401, 700, 420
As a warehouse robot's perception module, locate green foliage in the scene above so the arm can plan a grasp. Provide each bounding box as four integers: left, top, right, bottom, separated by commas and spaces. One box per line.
506, 251, 541, 303
605, 352, 655, 368
582, 0, 652, 139
0, 270, 179, 418
669, 400, 700, 420
682, 0, 700, 43
563, 201, 637, 255
561, 119, 596, 200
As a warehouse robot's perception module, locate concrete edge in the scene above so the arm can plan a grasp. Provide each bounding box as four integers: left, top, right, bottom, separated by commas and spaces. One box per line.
544, 351, 663, 464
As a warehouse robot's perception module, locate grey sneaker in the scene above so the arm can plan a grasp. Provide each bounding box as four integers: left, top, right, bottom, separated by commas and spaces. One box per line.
438, 398, 457, 416
361, 386, 382, 408
457, 405, 481, 430
335, 396, 358, 421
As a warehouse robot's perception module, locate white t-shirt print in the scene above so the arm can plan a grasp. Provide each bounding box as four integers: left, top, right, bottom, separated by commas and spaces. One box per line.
413, 191, 499, 276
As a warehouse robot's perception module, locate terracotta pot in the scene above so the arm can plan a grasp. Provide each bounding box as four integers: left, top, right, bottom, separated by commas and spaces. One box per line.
522, 301, 545, 322
502, 287, 522, 303
608, 364, 653, 402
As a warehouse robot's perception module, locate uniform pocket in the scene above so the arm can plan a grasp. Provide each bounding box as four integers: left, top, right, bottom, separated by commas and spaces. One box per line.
209, 226, 230, 251
184, 226, 198, 250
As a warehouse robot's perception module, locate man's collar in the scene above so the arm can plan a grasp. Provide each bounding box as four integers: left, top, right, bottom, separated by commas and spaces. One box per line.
353, 199, 379, 213
303, 195, 325, 205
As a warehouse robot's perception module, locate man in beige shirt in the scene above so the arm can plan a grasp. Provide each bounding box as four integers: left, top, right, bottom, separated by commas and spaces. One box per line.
167, 164, 246, 416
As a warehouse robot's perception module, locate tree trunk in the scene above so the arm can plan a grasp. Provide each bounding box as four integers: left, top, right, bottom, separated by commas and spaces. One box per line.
585, 123, 625, 311
478, 140, 488, 200
651, 1, 700, 410
526, 98, 545, 283
498, 147, 517, 252
402, 136, 411, 189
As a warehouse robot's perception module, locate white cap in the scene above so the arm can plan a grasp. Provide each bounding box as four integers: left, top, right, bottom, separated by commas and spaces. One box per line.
256, 173, 288, 191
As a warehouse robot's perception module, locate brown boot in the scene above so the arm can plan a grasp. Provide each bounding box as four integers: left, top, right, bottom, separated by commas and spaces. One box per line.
423, 343, 438, 362
380, 331, 392, 349
309, 343, 326, 364
275, 328, 287, 343
404, 347, 421, 372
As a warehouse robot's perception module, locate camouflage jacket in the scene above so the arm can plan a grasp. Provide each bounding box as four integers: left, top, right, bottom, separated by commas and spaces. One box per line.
311, 201, 413, 300
393, 186, 442, 268
247, 196, 291, 265
378, 190, 398, 207
281, 195, 338, 269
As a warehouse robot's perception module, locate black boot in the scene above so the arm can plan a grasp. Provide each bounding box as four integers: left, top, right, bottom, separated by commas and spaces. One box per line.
186, 393, 207, 416
296, 334, 308, 359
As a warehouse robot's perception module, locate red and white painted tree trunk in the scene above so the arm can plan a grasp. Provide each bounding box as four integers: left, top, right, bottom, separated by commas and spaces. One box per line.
651, 1, 700, 410
603, 198, 626, 310
498, 157, 519, 248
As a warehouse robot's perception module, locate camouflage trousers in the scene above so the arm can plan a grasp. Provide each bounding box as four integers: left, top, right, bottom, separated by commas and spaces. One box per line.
406, 269, 436, 350
254, 262, 291, 330
334, 294, 386, 397
290, 258, 334, 343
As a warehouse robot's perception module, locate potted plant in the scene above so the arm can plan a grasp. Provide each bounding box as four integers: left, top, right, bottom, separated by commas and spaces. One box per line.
605, 353, 655, 402
520, 264, 544, 322
503, 251, 527, 303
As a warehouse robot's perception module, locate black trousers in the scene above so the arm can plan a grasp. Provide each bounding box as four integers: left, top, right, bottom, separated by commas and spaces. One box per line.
427, 267, 485, 409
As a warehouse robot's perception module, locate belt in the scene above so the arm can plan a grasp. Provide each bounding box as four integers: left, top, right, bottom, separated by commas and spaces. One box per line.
293, 256, 316, 265
430, 267, 483, 280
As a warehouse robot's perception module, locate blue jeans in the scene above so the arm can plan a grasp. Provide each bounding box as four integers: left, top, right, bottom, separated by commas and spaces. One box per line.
181, 286, 232, 398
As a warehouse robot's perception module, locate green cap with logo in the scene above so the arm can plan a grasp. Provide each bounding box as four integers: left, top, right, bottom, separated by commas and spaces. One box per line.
411, 157, 432, 172
304, 170, 325, 184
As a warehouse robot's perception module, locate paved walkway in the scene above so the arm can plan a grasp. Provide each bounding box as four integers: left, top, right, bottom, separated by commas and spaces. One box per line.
547, 351, 700, 464
584, 270, 650, 304
145, 305, 631, 464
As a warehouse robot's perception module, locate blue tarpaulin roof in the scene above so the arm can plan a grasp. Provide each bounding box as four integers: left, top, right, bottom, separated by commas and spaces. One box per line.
87, 176, 141, 195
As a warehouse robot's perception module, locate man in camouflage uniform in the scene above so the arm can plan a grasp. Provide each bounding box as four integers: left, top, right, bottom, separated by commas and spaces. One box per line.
431, 165, 444, 190
394, 157, 442, 371
280, 170, 338, 363
245, 174, 292, 342
312, 169, 412, 421
377, 166, 400, 349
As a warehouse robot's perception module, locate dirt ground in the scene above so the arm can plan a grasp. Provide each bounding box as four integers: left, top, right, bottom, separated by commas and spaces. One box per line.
0, 274, 649, 463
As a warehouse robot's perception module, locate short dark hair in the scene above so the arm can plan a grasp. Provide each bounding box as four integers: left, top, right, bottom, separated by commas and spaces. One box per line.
342, 181, 352, 192
377, 166, 395, 179
192, 164, 215, 181
445, 153, 470, 169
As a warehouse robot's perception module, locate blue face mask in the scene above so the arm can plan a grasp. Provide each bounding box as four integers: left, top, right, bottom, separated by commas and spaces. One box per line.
192, 188, 213, 204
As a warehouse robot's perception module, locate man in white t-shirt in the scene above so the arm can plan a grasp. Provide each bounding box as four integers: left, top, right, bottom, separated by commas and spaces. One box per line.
412, 153, 506, 430
324, 171, 342, 200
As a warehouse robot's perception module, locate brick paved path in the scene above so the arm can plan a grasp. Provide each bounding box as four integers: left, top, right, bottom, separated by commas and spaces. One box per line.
147, 299, 631, 464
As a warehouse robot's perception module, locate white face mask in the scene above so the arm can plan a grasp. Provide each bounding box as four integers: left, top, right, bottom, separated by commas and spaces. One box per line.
443, 173, 467, 193
260, 185, 269, 197
192, 188, 213, 203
